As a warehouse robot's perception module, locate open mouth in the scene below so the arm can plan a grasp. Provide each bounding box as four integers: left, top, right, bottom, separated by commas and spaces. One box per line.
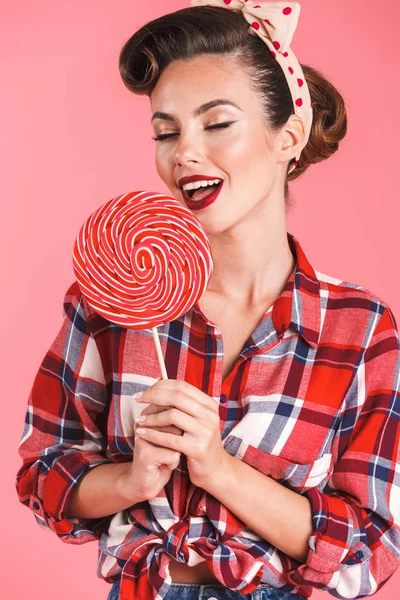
181, 180, 224, 211
185, 181, 223, 201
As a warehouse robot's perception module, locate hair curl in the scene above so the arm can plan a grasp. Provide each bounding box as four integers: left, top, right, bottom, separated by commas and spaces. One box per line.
118, 6, 347, 207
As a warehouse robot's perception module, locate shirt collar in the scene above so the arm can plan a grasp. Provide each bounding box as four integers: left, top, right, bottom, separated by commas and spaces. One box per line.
192, 231, 321, 349
272, 232, 321, 348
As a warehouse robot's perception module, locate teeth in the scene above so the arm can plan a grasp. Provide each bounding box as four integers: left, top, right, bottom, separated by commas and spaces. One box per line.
182, 179, 222, 191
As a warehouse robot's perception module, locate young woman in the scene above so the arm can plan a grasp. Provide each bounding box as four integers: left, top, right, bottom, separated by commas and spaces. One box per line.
16, 3, 400, 600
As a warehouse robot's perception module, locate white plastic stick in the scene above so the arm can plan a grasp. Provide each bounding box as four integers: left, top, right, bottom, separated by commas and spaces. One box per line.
152, 326, 168, 379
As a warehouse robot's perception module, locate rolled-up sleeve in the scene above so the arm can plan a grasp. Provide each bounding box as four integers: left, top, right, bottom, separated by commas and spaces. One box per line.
15, 281, 112, 544
285, 304, 400, 598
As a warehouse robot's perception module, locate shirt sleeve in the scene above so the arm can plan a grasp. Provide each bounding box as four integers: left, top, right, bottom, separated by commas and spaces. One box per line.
15, 281, 113, 544
285, 304, 400, 598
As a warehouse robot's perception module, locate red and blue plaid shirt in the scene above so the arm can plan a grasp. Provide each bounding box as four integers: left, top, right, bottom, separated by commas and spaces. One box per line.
16, 232, 400, 600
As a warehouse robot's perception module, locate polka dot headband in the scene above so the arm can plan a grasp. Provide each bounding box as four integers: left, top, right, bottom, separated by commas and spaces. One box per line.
190, 0, 313, 174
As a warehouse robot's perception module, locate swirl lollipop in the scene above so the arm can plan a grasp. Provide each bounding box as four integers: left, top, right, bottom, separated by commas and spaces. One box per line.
72, 190, 213, 379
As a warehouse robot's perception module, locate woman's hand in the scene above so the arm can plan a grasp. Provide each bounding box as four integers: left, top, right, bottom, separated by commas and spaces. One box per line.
134, 376, 184, 441
134, 379, 226, 489
134, 401, 184, 438
119, 383, 184, 504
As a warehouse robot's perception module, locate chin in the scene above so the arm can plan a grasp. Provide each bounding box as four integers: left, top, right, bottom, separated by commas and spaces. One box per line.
196, 216, 232, 237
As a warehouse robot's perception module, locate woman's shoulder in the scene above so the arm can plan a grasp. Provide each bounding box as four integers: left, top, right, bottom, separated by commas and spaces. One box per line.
314, 268, 394, 307
62, 279, 113, 332
313, 268, 398, 333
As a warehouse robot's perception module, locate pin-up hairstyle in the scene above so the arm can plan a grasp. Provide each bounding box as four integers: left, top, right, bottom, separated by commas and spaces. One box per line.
118, 6, 347, 206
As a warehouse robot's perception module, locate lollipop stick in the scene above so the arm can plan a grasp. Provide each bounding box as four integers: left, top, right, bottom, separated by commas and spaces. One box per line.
152, 327, 168, 380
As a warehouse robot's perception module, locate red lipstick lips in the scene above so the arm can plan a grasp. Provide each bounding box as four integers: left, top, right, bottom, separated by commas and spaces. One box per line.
181, 181, 223, 211
177, 174, 221, 188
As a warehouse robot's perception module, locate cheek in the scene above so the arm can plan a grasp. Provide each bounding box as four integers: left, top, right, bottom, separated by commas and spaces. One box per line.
224, 137, 273, 199
219, 143, 257, 184
217, 127, 269, 169
155, 151, 182, 199
221, 138, 248, 165
155, 148, 172, 181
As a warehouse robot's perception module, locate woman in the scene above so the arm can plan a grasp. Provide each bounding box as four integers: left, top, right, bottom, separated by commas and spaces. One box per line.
16, 3, 400, 600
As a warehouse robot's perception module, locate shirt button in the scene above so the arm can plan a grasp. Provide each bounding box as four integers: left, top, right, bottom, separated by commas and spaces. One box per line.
209, 597, 218, 600
355, 550, 364, 559
33, 502, 40, 510
220, 395, 227, 403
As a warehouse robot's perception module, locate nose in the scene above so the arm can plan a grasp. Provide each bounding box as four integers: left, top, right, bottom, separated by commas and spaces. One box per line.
173, 131, 203, 166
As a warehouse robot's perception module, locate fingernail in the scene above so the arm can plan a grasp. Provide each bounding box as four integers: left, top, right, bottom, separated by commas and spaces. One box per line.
133, 392, 143, 400
135, 416, 146, 423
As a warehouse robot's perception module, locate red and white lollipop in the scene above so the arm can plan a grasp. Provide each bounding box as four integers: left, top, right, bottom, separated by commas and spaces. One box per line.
72, 190, 213, 378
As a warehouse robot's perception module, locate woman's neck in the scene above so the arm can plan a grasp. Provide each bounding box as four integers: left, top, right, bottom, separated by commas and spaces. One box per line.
206, 220, 295, 309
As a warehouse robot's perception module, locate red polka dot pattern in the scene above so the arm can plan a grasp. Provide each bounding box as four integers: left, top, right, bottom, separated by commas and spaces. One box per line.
194, 0, 313, 174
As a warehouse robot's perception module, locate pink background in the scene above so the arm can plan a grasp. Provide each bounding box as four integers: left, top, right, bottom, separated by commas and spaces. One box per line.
3, 0, 399, 598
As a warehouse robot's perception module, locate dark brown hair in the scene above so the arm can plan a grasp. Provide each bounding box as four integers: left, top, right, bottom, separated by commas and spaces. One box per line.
118, 5, 347, 207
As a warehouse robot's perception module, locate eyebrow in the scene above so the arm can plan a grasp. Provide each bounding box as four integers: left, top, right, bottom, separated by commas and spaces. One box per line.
150, 98, 242, 123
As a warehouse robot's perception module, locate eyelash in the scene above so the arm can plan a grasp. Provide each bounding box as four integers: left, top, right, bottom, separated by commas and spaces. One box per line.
152, 121, 235, 142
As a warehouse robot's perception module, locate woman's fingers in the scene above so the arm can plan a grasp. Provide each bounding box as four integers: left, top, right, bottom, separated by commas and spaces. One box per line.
139, 400, 184, 435
135, 405, 183, 436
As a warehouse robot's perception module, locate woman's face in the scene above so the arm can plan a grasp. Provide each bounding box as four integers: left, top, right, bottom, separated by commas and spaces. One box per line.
150, 54, 288, 235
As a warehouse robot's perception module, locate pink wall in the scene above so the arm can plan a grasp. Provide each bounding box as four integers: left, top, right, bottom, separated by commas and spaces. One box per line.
3, 1, 399, 598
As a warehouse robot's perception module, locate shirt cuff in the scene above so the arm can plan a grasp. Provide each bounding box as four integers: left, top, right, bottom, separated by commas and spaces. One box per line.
32, 451, 113, 543
285, 486, 373, 585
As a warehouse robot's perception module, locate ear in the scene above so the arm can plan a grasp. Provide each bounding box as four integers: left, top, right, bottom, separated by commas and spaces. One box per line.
275, 114, 306, 167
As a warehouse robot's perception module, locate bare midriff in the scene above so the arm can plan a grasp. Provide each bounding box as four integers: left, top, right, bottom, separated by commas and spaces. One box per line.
169, 557, 220, 584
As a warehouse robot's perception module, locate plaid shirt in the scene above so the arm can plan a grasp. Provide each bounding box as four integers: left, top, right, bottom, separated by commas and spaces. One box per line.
16, 232, 400, 600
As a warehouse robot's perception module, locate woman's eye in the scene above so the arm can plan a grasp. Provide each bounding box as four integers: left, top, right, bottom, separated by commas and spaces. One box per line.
152, 121, 235, 142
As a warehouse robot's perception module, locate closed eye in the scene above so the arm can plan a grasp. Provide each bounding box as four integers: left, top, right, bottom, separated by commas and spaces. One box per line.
152, 121, 235, 142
